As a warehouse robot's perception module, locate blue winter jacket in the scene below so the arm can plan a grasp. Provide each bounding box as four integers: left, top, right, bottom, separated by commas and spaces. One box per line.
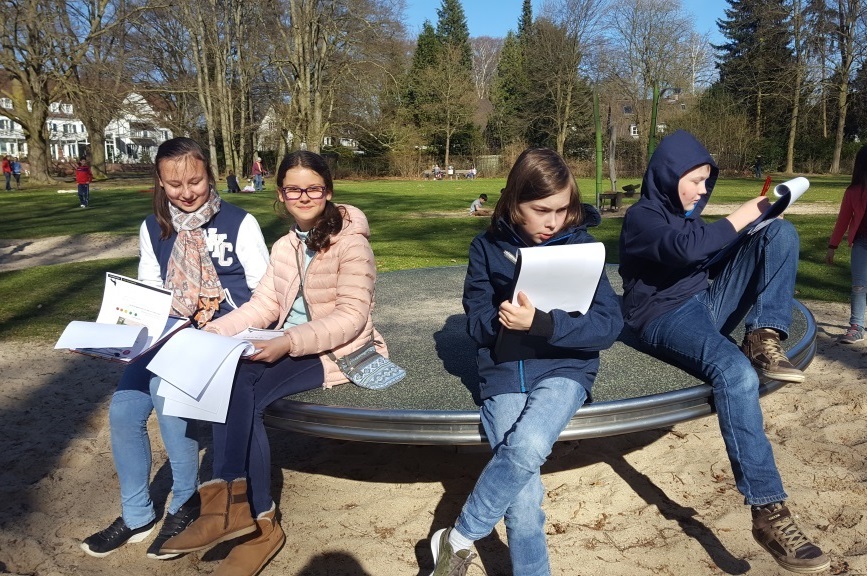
463, 204, 623, 401
618, 130, 739, 335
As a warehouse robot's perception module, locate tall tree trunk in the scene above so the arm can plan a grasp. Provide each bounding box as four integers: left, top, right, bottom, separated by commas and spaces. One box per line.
82, 118, 108, 178
831, 81, 849, 173
785, 0, 804, 174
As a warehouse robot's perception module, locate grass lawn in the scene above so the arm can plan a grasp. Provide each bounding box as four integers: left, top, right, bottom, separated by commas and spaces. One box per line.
0, 174, 854, 341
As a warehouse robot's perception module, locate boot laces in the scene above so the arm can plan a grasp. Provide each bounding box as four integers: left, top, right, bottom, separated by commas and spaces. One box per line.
445, 550, 486, 576
757, 334, 788, 364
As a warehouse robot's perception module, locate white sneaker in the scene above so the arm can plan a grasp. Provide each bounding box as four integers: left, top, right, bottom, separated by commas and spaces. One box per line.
80, 204, 86, 208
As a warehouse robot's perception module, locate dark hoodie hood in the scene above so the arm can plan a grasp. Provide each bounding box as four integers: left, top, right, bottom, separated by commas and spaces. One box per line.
641, 130, 719, 218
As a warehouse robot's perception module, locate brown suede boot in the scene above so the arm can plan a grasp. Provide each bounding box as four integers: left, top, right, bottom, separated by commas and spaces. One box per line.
213, 504, 285, 576
159, 478, 256, 554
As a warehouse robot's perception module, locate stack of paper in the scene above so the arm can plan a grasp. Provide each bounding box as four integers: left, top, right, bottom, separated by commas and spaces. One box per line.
54, 273, 187, 362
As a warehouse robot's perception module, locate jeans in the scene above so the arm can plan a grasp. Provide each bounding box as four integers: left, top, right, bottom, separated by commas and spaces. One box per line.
253, 174, 263, 192
77, 183, 89, 206
212, 354, 323, 516
454, 377, 588, 576
849, 235, 867, 327
4, 172, 10, 190
109, 348, 200, 529
640, 218, 798, 505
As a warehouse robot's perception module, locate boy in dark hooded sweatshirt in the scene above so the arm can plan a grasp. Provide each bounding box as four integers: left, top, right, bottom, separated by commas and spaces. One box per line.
619, 130, 829, 574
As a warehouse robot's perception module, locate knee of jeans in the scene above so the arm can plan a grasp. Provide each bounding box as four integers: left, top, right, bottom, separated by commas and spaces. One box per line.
713, 357, 760, 393
502, 432, 553, 471
764, 217, 798, 243
853, 285, 866, 294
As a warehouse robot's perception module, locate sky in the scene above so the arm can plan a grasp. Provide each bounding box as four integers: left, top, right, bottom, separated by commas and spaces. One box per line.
403, 0, 729, 44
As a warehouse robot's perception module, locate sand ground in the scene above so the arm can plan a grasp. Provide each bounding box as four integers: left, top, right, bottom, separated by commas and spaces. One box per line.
0, 233, 865, 576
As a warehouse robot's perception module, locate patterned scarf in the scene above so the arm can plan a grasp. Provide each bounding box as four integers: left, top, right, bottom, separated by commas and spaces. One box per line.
164, 191, 224, 326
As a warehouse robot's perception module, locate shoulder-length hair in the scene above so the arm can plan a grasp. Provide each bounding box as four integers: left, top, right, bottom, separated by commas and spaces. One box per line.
852, 145, 867, 190
152, 137, 216, 239
490, 147, 583, 234
274, 150, 346, 253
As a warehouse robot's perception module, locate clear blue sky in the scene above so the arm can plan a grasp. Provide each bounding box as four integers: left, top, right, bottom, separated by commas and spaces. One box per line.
403, 0, 728, 43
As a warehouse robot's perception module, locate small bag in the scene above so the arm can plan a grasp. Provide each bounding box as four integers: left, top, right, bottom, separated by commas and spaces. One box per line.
332, 343, 406, 390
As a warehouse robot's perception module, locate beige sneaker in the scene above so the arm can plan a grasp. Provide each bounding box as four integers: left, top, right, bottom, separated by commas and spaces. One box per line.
752, 503, 830, 573
741, 328, 805, 383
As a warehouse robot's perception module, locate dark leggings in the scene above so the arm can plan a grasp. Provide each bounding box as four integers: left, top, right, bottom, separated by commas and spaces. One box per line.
211, 354, 323, 516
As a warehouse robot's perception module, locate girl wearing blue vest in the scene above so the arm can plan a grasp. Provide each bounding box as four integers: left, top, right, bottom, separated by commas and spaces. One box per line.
80, 137, 269, 559
425, 148, 623, 576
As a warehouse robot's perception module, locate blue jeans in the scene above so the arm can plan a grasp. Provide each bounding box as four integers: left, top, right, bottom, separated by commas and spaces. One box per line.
640, 218, 798, 506
212, 354, 323, 516
454, 377, 588, 576
77, 183, 89, 206
253, 174, 263, 192
109, 348, 200, 529
849, 235, 867, 327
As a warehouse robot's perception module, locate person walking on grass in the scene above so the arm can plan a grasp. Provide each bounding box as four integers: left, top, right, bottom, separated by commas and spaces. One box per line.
826, 144, 867, 344
76, 158, 93, 208
252, 156, 264, 192
2, 155, 11, 190
424, 147, 622, 576
11, 157, 21, 189
619, 129, 829, 574
79, 137, 270, 560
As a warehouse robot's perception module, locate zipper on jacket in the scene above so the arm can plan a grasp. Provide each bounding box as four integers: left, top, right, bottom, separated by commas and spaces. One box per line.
293, 240, 316, 322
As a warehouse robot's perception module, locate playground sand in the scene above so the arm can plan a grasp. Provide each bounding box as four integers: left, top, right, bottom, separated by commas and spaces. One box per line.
0, 302, 865, 576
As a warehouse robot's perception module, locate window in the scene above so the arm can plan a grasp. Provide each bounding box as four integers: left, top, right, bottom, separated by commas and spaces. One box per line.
49, 102, 60, 113
623, 105, 634, 115
681, 103, 686, 111
630, 125, 639, 137
0, 98, 11, 109
656, 124, 667, 134
61, 103, 72, 114
0, 119, 6, 130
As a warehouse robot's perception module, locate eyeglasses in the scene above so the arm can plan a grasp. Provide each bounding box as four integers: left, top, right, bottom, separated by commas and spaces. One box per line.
279, 185, 328, 200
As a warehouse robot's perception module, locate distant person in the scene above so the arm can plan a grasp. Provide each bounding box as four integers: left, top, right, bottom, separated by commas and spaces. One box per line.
447, 164, 454, 179
79, 137, 269, 560
2, 155, 11, 190
619, 130, 829, 574
251, 156, 264, 192
467, 167, 477, 180
826, 145, 867, 343
754, 155, 763, 178
424, 148, 621, 575
11, 157, 21, 189
469, 193, 491, 217
75, 158, 93, 208
226, 170, 241, 193
433, 164, 442, 180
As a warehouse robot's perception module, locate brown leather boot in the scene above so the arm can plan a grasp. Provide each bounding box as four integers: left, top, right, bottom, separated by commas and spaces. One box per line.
159, 478, 256, 554
213, 504, 285, 576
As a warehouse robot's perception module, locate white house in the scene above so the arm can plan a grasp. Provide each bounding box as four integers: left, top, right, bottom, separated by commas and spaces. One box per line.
0, 89, 172, 163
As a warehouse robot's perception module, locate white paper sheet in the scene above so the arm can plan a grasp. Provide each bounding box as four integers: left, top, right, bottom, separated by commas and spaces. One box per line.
147, 328, 255, 399
154, 344, 247, 423
750, 177, 810, 235
510, 242, 606, 314
94, 273, 173, 348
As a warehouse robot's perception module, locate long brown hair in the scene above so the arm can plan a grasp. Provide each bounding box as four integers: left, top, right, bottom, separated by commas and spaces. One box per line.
490, 147, 583, 234
274, 150, 346, 253
852, 145, 867, 190
152, 137, 216, 239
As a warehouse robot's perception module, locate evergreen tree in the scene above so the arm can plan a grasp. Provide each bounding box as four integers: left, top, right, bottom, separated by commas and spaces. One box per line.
488, 31, 529, 149
715, 0, 794, 151
518, 0, 533, 41
435, 0, 472, 70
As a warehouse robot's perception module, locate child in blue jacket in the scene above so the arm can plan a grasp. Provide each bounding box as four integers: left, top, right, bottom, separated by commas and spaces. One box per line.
425, 148, 622, 576
619, 130, 828, 573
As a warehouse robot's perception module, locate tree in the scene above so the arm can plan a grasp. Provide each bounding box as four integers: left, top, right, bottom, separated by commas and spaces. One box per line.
268, 0, 403, 154
435, 0, 472, 70
0, 0, 130, 183
716, 0, 795, 144
827, 0, 865, 173
602, 0, 697, 165
785, 0, 808, 173
414, 43, 477, 168
470, 36, 503, 101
